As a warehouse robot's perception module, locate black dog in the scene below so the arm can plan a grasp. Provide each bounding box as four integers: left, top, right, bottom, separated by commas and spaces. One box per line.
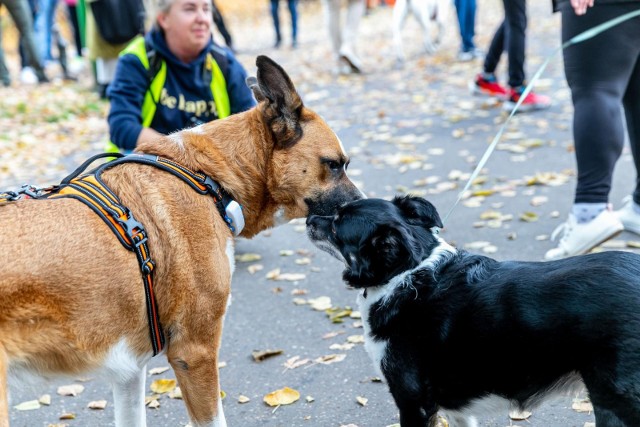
307, 195, 640, 427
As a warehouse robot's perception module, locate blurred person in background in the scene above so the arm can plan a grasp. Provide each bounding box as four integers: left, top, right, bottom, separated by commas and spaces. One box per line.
321, 0, 365, 74
0, 0, 49, 86
270, 0, 298, 48
106, 0, 255, 153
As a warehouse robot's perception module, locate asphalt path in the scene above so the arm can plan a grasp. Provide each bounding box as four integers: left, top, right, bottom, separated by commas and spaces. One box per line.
6, 1, 639, 426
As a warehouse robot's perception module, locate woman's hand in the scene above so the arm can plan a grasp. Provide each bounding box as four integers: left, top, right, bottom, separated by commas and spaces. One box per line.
570, 0, 594, 15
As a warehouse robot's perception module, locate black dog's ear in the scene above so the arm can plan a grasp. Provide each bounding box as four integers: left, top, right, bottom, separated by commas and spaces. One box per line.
392, 195, 443, 229
246, 76, 266, 102
255, 55, 304, 149
343, 225, 407, 288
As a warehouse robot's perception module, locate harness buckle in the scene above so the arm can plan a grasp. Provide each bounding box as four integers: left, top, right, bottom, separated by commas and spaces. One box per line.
202, 176, 223, 201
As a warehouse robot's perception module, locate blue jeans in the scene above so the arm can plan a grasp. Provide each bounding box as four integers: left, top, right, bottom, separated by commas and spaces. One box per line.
454, 0, 476, 52
270, 0, 298, 43
34, 0, 58, 62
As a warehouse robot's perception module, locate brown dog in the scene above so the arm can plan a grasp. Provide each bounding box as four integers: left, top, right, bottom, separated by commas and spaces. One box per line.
0, 56, 362, 427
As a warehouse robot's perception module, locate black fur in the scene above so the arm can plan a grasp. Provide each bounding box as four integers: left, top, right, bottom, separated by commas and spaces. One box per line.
308, 195, 640, 427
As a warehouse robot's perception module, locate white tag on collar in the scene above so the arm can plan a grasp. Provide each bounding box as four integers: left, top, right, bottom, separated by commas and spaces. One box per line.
225, 200, 245, 236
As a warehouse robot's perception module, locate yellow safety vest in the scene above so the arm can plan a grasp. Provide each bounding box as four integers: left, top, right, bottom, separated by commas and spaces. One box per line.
106, 36, 231, 153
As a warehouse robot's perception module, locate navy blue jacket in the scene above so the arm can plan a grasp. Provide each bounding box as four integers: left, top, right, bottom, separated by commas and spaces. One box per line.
107, 28, 256, 150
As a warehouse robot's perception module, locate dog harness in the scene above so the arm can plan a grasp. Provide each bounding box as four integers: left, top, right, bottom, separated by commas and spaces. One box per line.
0, 152, 243, 356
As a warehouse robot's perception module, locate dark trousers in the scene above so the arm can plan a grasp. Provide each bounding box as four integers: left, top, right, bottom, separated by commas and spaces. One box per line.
270, 0, 298, 43
483, 0, 526, 88
454, 0, 476, 52
559, 3, 640, 204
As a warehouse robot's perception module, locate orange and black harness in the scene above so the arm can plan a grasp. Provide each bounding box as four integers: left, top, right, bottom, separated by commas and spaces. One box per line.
0, 153, 244, 356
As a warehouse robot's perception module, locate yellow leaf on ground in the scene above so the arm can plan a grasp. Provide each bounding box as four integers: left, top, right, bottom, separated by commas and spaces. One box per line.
238, 395, 250, 403
356, 396, 368, 406
38, 395, 51, 405
59, 413, 76, 420
150, 379, 177, 394
236, 253, 262, 262
263, 387, 300, 407
252, 349, 284, 362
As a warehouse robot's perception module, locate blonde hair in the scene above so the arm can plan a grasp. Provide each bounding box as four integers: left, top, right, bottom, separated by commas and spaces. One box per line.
144, 0, 175, 23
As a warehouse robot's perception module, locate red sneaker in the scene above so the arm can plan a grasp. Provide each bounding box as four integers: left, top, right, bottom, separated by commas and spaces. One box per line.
503, 87, 551, 112
469, 74, 508, 98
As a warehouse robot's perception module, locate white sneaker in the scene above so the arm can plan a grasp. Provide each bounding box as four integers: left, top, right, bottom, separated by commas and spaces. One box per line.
19, 67, 38, 85
614, 196, 640, 235
544, 208, 623, 261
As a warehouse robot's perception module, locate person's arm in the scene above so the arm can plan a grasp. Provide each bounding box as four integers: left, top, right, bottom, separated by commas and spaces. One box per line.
107, 53, 152, 151
223, 50, 257, 114
570, 0, 594, 15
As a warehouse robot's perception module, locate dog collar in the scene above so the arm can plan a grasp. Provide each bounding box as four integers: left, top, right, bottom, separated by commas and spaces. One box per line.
117, 154, 244, 236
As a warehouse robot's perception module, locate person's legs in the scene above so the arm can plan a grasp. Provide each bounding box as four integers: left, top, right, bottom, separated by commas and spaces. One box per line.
287, 0, 298, 46
34, 0, 57, 62
270, 0, 282, 47
0, 13, 10, 86
5, 0, 48, 82
545, 4, 639, 259
502, 0, 525, 88
321, 0, 342, 58
66, 4, 82, 57
454, 0, 475, 52
483, 21, 504, 75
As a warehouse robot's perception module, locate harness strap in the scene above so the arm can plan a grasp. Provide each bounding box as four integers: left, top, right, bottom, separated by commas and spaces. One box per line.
2, 153, 244, 356
48, 173, 165, 356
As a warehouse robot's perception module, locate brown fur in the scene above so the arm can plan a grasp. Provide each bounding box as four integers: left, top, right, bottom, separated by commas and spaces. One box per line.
0, 56, 361, 426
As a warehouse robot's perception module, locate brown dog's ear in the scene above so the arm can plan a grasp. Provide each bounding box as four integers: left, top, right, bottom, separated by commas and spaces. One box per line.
246, 76, 266, 102
255, 55, 304, 149
392, 195, 443, 229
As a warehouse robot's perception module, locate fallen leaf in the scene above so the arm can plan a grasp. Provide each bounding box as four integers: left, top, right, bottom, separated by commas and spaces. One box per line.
169, 387, 183, 399
306, 395, 315, 403
147, 399, 160, 409
266, 268, 281, 280
148, 366, 170, 375
57, 384, 85, 396
313, 353, 347, 365
59, 413, 76, 420
330, 343, 355, 351
308, 296, 332, 311
238, 395, 250, 404
150, 379, 177, 394
276, 273, 307, 282
509, 409, 532, 420
38, 394, 51, 406
519, 212, 539, 222
263, 387, 300, 406
283, 356, 311, 370
87, 400, 107, 410
279, 250, 294, 256
247, 264, 264, 274
356, 396, 368, 406
572, 398, 593, 413
252, 349, 284, 362
236, 253, 262, 262
14, 400, 41, 411
347, 335, 365, 344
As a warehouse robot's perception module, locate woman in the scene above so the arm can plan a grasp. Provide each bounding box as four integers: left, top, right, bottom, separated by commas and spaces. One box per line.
107, 0, 255, 152
545, 0, 640, 260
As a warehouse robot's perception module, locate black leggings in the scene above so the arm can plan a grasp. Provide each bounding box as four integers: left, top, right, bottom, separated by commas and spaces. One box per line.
560, 2, 640, 204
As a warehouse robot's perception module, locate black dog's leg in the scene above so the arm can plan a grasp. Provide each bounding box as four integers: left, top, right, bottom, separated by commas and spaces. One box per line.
593, 406, 627, 427
584, 370, 640, 426
394, 397, 432, 427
